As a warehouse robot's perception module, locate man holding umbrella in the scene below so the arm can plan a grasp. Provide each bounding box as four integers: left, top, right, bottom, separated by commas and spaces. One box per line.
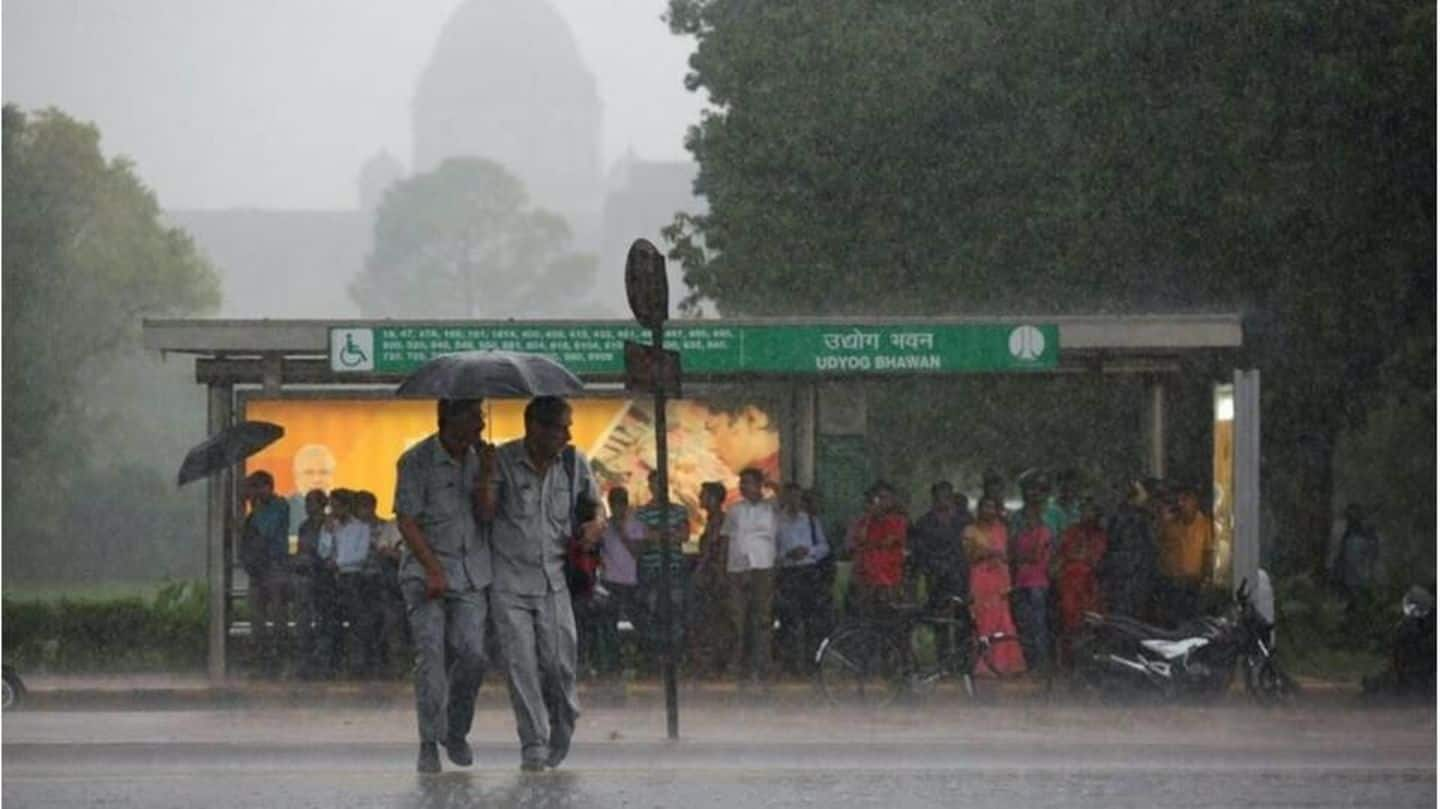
393, 398, 493, 774
479, 395, 605, 771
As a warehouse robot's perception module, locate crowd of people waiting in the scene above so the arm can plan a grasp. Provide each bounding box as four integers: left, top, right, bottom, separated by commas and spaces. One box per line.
238, 462, 1219, 683
239, 471, 408, 678
573, 466, 1219, 683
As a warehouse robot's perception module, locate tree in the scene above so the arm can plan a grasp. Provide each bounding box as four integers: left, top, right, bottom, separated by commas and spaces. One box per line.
2, 104, 220, 581
3, 104, 220, 466
665, 1, 1434, 575
350, 157, 597, 317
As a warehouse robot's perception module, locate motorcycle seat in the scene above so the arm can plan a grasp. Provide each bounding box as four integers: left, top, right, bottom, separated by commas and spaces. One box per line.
1088, 613, 1202, 642
1140, 637, 1210, 660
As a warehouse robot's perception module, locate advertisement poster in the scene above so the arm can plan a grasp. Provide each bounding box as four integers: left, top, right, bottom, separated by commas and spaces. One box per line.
244, 397, 780, 546
1212, 385, 1235, 586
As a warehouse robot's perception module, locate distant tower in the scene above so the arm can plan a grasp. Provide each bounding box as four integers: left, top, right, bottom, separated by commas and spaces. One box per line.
358, 150, 406, 214
411, 0, 602, 229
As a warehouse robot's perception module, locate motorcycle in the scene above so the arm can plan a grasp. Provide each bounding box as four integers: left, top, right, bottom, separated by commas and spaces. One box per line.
2, 664, 26, 710
1073, 577, 1297, 703
1362, 586, 1436, 699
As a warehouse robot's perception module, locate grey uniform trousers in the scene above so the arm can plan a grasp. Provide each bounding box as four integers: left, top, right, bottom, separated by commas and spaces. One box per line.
491, 588, 580, 764
401, 581, 488, 744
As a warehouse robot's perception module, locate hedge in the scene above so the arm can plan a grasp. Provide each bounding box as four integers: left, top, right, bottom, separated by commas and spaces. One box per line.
2, 579, 207, 672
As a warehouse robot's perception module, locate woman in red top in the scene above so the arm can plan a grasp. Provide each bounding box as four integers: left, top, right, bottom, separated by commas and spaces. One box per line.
846, 481, 908, 620
1054, 497, 1108, 668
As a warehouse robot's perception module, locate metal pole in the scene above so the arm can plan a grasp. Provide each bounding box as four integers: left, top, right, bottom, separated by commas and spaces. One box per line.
1145, 377, 1167, 479
206, 383, 233, 682
652, 325, 679, 739
1232, 369, 1262, 591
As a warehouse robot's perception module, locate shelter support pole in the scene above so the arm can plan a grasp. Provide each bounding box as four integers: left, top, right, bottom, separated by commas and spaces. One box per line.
206, 382, 233, 682
1145, 377, 1167, 479
794, 383, 817, 488
1232, 369, 1262, 590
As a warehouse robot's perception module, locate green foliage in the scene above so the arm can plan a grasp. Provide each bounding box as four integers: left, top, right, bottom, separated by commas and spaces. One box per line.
351, 157, 597, 317
2, 579, 207, 672
666, 0, 1435, 574
3, 105, 220, 464
1272, 572, 1394, 678
2, 105, 218, 585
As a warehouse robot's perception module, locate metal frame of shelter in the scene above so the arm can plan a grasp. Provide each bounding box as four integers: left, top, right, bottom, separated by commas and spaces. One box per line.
142, 314, 1258, 682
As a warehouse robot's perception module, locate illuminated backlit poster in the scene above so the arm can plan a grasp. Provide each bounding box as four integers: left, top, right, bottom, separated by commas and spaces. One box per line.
244, 397, 780, 545
1212, 385, 1235, 585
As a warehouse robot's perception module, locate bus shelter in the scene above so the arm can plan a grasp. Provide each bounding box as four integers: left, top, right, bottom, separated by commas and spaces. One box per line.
143, 314, 1255, 681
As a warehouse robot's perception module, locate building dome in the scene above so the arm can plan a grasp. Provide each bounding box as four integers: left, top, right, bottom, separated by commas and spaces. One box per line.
411, 0, 602, 220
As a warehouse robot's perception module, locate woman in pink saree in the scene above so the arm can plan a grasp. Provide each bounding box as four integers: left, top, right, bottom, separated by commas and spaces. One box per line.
963, 496, 1026, 675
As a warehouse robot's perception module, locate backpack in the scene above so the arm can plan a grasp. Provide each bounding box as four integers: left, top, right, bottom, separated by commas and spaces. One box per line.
561, 447, 601, 598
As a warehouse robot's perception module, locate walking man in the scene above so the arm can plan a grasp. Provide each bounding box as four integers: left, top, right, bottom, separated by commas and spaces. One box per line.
394, 398, 492, 774
480, 396, 604, 771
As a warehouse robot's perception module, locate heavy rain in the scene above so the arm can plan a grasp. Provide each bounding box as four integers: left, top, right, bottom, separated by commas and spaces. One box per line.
2, 1, 1434, 807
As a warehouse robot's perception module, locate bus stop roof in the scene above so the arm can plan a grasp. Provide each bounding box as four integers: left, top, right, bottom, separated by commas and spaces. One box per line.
143, 314, 1243, 384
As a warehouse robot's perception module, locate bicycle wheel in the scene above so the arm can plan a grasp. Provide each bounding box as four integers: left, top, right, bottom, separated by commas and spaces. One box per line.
968, 632, 1026, 697
817, 624, 905, 708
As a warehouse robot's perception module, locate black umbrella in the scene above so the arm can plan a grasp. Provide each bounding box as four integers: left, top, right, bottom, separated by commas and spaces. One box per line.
395, 350, 584, 399
177, 421, 285, 487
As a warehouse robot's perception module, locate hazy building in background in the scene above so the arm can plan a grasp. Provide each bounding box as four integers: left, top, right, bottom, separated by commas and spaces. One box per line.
11, 0, 703, 320
413, 0, 603, 249
598, 150, 706, 315
164, 209, 369, 319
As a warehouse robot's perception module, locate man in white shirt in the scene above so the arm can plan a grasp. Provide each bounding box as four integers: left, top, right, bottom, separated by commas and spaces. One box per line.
774, 483, 833, 675
595, 486, 645, 676
355, 490, 406, 674
318, 489, 378, 675
721, 467, 778, 683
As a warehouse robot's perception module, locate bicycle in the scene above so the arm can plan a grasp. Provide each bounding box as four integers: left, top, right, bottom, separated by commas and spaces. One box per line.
815, 595, 1025, 707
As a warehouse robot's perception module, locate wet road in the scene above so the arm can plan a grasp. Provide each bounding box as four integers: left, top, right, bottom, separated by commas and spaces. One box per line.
4, 703, 1434, 808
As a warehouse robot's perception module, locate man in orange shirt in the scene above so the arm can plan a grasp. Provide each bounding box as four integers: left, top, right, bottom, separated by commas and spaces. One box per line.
1157, 484, 1214, 624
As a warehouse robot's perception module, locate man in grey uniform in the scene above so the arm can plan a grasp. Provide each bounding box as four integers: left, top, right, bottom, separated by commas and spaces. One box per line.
480, 395, 604, 771
394, 398, 493, 774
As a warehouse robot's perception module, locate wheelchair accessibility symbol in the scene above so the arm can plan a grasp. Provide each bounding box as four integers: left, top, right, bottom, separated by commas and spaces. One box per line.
330, 328, 374, 372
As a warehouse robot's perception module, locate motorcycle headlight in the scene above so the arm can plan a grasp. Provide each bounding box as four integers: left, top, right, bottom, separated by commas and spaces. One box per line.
1403, 587, 1435, 619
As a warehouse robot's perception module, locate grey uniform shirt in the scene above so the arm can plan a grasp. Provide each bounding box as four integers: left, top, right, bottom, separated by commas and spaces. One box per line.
489, 438, 599, 595
393, 434, 492, 591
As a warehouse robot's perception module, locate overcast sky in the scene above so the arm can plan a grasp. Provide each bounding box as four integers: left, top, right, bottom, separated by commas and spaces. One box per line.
2, 0, 709, 210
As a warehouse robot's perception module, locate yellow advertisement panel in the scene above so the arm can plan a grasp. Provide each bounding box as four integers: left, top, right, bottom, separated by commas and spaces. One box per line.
1212, 385, 1235, 586
244, 397, 781, 544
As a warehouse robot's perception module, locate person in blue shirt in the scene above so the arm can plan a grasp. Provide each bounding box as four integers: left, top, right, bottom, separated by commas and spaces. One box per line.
241, 470, 291, 678
774, 483, 833, 676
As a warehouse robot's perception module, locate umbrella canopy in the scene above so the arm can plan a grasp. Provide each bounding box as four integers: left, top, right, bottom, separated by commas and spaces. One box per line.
177, 421, 285, 487
395, 350, 584, 399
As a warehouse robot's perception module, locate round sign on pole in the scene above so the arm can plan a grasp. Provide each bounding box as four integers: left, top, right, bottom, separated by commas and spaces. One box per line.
625, 238, 669, 329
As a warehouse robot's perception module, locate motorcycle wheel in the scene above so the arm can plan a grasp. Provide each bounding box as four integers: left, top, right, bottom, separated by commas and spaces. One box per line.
1244, 656, 1298, 705
1, 670, 20, 711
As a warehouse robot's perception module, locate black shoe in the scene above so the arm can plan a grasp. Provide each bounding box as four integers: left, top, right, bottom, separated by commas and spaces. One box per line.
545, 736, 570, 769
417, 742, 441, 774
443, 736, 474, 767
520, 759, 546, 773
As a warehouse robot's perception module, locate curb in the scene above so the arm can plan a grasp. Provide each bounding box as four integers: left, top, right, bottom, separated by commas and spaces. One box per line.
14, 676, 1363, 711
